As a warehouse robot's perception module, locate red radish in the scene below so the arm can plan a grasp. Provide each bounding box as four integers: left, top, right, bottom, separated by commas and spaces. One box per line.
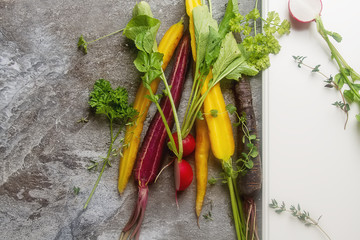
175, 159, 193, 191
288, 0, 323, 23
120, 32, 191, 240
170, 132, 196, 157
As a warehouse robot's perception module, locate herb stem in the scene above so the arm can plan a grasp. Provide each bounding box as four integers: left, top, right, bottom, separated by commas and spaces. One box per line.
84, 119, 120, 209
88, 29, 124, 44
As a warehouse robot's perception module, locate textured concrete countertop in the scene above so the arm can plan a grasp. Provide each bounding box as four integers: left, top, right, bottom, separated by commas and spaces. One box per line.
0, 0, 261, 239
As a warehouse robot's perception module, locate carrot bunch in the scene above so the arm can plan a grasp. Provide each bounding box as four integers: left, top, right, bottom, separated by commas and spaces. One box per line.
118, 17, 185, 194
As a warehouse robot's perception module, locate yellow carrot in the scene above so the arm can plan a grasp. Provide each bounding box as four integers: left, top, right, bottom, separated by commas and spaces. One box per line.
200, 70, 235, 162
185, 0, 201, 61
118, 19, 184, 194
195, 117, 210, 223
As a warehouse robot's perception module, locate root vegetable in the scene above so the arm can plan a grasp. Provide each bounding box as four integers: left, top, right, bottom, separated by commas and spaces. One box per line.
118, 18, 184, 194
120, 32, 191, 240
288, 0, 323, 23
171, 132, 196, 157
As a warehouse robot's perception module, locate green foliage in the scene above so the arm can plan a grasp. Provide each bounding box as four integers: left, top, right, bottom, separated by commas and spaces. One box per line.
356, 114, 360, 122
225, 103, 237, 115
132, 1, 153, 18
208, 177, 217, 185
203, 211, 213, 221
85, 79, 136, 209
89, 79, 138, 122
73, 186, 80, 195
293, 55, 360, 128
77, 35, 88, 54
229, 9, 290, 71
228, 111, 259, 173
134, 51, 164, 85
123, 15, 160, 53
269, 199, 331, 239
210, 109, 218, 117
193, 5, 219, 71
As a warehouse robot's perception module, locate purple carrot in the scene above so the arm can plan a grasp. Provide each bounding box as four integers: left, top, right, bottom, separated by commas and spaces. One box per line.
234, 77, 262, 240
120, 32, 191, 240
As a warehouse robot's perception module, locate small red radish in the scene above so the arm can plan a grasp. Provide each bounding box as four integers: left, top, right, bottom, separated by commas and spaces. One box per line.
170, 132, 196, 157
288, 0, 323, 23
175, 159, 193, 191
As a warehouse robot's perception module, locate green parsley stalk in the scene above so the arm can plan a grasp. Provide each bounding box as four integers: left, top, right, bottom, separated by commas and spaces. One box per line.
84, 79, 138, 209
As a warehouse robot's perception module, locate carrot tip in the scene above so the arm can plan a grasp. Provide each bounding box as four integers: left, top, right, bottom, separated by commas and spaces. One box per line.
196, 216, 200, 229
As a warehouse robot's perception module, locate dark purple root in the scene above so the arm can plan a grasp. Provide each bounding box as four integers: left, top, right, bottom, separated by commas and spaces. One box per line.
119, 185, 149, 240
243, 198, 259, 240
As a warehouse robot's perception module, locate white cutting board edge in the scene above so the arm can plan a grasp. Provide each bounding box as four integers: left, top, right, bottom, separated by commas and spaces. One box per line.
262, 0, 360, 240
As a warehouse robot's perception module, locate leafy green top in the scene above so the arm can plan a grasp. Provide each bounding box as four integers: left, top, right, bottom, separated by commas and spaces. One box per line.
229, 9, 290, 71
89, 79, 138, 122
123, 1, 184, 160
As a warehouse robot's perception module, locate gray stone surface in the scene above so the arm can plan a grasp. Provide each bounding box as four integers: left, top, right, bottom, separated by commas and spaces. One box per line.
0, 0, 261, 239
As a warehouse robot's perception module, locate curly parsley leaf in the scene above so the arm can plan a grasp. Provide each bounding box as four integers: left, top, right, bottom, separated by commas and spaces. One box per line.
229, 8, 290, 72
89, 79, 138, 122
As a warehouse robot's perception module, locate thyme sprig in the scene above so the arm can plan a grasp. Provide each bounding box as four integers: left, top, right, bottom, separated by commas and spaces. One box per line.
226, 104, 258, 173
269, 199, 332, 240
293, 55, 350, 129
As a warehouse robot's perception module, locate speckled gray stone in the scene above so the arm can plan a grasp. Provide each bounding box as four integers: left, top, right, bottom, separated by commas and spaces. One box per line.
0, 0, 262, 239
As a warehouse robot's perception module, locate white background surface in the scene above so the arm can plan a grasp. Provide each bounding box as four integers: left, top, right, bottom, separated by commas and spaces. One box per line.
263, 0, 360, 239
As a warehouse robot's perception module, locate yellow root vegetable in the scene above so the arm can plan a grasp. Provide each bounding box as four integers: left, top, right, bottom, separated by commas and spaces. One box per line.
200, 71, 235, 162
185, 0, 201, 61
195, 117, 210, 224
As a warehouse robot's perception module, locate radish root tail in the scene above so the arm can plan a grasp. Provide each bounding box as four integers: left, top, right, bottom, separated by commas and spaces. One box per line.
119, 185, 149, 240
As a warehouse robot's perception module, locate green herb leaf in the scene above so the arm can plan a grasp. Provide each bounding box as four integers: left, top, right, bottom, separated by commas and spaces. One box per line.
356, 114, 360, 122
193, 5, 219, 67
218, 0, 239, 38
210, 109, 218, 117
73, 186, 80, 195
196, 111, 204, 120
134, 51, 163, 84
202, 27, 222, 74
212, 32, 242, 81
78, 35, 88, 54
327, 31, 342, 43
226, 103, 237, 115
334, 73, 345, 89
124, 15, 160, 53
312, 64, 321, 73
208, 177, 217, 185
132, 1, 153, 18
89, 79, 138, 121
244, 159, 253, 169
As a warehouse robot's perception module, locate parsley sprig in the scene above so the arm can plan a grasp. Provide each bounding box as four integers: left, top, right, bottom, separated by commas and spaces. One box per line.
84, 79, 137, 209
229, 1, 290, 71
